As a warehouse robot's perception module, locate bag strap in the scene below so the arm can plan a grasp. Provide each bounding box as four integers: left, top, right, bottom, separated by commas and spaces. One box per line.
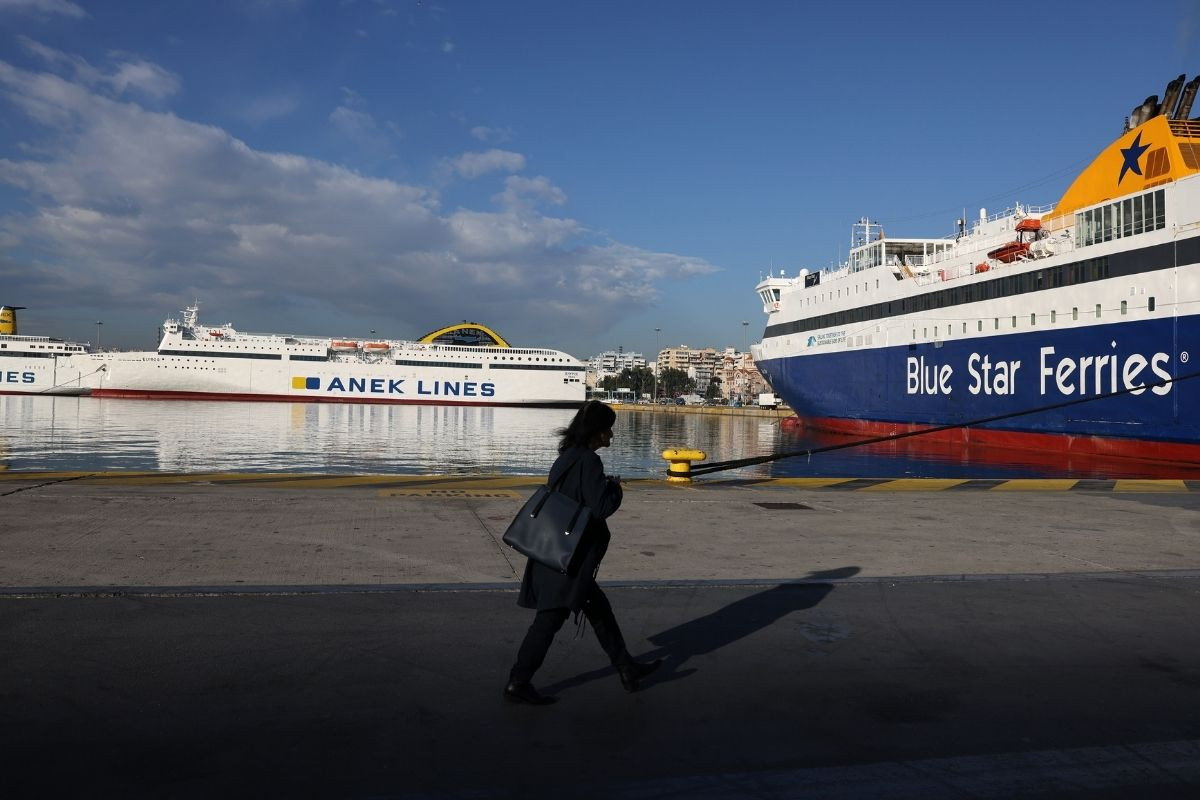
547, 449, 586, 492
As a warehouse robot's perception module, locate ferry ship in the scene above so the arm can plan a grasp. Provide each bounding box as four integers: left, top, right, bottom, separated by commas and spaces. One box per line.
2, 305, 586, 407
752, 74, 1200, 462
0, 306, 106, 395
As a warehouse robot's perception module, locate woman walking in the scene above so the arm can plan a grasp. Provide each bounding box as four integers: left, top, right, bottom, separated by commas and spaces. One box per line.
504, 400, 661, 705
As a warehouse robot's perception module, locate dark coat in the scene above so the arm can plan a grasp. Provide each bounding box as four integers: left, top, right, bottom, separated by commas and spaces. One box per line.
517, 445, 622, 612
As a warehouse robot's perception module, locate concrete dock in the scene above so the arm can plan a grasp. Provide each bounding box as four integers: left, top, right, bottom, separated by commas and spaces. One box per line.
3, 472, 1200, 798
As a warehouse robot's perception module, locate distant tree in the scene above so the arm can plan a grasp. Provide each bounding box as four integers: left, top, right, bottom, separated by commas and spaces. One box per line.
599, 375, 619, 392
705, 375, 723, 400
616, 366, 654, 398
658, 367, 694, 398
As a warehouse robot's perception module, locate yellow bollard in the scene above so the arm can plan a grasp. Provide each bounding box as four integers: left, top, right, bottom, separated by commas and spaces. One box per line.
662, 448, 706, 483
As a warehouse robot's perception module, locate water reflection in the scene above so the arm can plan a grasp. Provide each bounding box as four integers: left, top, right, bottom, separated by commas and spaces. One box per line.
2, 395, 1199, 478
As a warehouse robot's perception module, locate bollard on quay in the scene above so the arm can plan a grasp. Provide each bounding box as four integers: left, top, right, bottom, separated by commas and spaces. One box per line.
662, 448, 706, 483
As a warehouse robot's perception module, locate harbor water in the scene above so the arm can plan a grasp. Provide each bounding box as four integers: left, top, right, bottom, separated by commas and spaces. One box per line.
3, 395, 1200, 479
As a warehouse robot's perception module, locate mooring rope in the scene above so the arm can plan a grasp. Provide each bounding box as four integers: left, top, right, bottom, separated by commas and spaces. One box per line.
37, 364, 107, 395
684, 368, 1200, 477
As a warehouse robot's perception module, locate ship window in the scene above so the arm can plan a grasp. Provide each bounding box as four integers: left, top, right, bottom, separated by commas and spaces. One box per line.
923, 327, 927, 338
1011, 316, 1017, 328
1095, 304, 1102, 318
977, 321, 982, 332
962, 323, 966, 334
1073, 307, 1079, 320
1121, 300, 1128, 315
1122, 199, 1133, 237
773, 289, 780, 301
1154, 189, 1165, 228
994, 318, 999, 330
1051, 310, 1057, 323
1133, 195, 1145, 235
1031, 313, 1036, 325
1149, 296, 1156, 312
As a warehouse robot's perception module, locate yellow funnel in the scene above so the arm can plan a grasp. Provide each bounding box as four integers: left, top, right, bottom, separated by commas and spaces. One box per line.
0, 306, 23, 336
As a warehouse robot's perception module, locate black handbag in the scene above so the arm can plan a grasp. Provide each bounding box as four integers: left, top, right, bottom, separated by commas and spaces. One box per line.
502, 453, 592, 573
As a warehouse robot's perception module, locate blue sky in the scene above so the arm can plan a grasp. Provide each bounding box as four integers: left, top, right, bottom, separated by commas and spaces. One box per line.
1, 0, 1198, 357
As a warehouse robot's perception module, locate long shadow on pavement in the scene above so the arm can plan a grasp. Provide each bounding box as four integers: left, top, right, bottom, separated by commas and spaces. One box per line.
542, 566, 859, 695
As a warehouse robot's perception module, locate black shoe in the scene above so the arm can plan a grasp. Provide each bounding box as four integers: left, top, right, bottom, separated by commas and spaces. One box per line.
618, 659, 663, 692
504, 681, 557, 705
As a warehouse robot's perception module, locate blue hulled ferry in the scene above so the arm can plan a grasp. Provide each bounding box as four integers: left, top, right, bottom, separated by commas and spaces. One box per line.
753, 74, 1200, 462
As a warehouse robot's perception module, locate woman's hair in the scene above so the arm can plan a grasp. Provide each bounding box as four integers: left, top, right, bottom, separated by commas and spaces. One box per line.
557, 400, 617, 452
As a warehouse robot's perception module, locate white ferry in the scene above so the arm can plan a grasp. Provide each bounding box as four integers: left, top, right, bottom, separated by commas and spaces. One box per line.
752, 74, 1200, 462
2, 305, 586, 407
0, 306, 106, 395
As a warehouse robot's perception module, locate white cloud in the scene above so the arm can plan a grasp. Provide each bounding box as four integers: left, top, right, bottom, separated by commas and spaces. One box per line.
0, 0, 86, 18
494, 175, 567, 209
17, 37, 181, 100
0, 59, 717, 345
442, 40, 455, 53
470, 125, 513, 144
450, 148, 525, 179
327, 87, 400, 158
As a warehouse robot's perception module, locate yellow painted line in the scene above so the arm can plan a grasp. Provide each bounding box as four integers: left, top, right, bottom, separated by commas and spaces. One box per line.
1113, 479, 1189, 492
404, 477, 543, 490
379, 488, 521, 498
859, 479, 969, 491
755, 478, 858, 488
991, 479, 1080, 491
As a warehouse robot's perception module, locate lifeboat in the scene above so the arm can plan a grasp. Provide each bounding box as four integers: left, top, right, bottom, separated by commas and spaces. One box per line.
363, 341, 391, 352
975, 263, 990, 273
1014, 218, 1042, 232
986, 241, 1030, 263
330, 340, 360, 351
209, 330, 224, 338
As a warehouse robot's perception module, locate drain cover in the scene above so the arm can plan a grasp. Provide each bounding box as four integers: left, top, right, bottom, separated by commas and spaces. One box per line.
753, 502, 813, 510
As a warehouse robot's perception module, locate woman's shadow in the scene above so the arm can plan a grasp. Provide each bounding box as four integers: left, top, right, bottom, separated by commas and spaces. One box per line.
543, 566, 860, 694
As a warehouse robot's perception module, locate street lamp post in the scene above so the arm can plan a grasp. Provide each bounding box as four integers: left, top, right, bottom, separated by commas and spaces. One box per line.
95, 320, 103, 351
653, 327, 661, 401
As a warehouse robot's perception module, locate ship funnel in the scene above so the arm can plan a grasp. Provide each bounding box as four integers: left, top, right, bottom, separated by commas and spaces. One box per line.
1160, 74, 1186, 119
1175, 75, 1200, 120
1132, 95, 1158, 127
0, 305, 26, 335
1137, 95, 1156, 125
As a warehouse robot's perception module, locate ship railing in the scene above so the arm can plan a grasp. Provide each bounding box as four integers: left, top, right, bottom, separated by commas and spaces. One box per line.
968, 202, 1057, 230
912, 232, 1077, 287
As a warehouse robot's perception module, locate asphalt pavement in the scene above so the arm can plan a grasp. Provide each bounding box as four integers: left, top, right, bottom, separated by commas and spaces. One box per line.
2, 474, 1200, 798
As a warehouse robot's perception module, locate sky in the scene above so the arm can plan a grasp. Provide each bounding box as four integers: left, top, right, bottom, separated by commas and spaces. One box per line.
1, 0, 1198, 358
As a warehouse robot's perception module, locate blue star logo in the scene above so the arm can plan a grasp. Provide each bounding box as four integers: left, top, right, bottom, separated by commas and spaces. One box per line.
1118, 132, 1150, 184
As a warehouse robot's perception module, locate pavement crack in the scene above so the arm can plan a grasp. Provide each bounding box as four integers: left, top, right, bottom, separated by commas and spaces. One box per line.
468, 504, 520, 581
1, 474, 96, 498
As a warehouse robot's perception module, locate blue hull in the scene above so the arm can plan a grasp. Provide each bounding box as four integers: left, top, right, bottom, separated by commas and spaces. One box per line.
757, 314, 1200, 446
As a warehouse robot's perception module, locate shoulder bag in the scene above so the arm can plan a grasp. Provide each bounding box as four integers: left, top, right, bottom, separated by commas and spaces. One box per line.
502, 452, 592, 573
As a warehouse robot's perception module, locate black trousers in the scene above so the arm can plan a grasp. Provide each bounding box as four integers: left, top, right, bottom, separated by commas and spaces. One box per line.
510, 585, 633, 684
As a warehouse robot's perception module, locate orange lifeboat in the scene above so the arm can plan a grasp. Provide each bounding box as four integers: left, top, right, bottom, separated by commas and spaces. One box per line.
1014, 218, 1042, 232
330, 340, 360, 351
975, 263, 990, 273
209, 330, 224, 338
363, 341, 391, 352
986, 241, 1030, 263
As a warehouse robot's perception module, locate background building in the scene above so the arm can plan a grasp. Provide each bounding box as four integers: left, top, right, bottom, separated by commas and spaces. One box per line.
585, 348, 646, 387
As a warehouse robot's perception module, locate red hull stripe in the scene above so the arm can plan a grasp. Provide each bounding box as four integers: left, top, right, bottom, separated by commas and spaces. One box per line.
87, 389, 580, 408
789, 415, 1200, 465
